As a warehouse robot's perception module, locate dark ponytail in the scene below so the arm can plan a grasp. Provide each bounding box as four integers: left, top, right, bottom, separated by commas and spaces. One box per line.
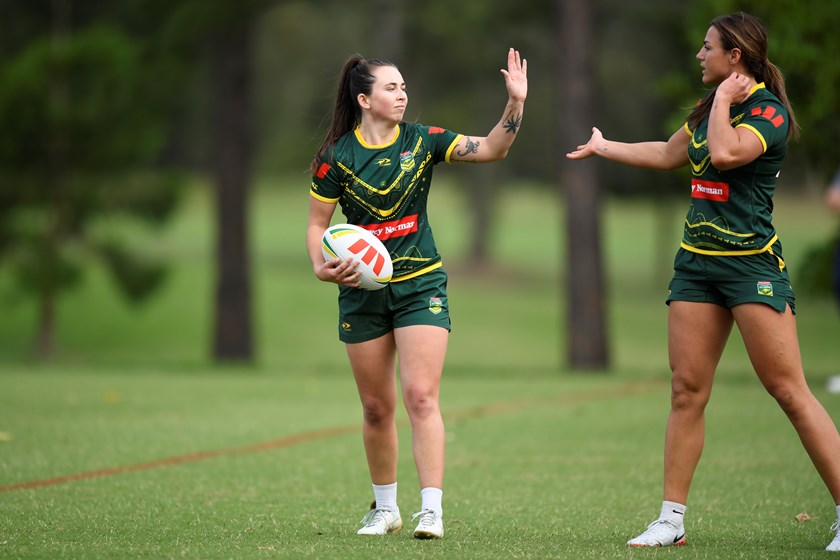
311, 55, 396, 173
687, 12, 800, 141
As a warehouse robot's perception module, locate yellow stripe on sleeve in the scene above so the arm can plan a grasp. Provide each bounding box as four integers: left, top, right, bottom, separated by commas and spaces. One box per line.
444, 135, 464, 164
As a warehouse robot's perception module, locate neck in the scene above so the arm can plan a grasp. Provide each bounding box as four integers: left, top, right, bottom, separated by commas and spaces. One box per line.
358, 119, 399, 146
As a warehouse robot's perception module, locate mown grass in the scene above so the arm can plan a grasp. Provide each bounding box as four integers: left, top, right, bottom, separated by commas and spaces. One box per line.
1, 178, 838, 559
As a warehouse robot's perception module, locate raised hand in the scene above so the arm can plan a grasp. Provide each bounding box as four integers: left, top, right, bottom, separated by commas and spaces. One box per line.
500, 48, 527, 102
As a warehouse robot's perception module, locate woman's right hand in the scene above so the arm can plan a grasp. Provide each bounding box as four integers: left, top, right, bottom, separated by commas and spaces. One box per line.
566, 127, 604, 160
316, 257, 362, 288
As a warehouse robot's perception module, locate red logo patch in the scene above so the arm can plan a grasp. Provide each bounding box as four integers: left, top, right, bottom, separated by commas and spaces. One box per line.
691, 179, 729, 202
429, 127, 445, 134
316, 162, 331, 179
750, 106, 785, 128
360, 214, 419, 241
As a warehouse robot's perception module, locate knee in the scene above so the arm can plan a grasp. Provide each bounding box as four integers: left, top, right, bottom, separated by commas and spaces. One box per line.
360, 396, 395, 426
765, 382, 809, 418
669, 373, 710, 412
403, 385, 439, 420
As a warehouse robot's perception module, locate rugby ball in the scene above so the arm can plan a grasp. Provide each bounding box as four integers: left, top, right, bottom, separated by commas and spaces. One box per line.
321, 224, 393, 290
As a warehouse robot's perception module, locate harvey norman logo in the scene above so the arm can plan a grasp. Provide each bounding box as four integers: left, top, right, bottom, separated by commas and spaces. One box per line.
691, 179, 729, 202
361, 214, 419, 241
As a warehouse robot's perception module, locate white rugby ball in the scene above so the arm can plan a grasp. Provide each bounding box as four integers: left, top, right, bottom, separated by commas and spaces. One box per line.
321, 223, 393, 290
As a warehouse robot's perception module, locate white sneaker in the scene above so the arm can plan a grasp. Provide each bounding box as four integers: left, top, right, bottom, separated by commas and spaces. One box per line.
412, 509, 444, 539
356, 508, 402, 535
627, 519, 686, 547
827, 520, 840, 552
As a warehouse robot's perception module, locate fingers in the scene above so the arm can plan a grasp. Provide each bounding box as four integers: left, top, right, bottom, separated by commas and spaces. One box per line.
322, 257, 362, 287
505, 47, 526, 74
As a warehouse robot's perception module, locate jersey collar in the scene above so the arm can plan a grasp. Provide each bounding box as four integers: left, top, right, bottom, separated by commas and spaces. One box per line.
354, 124, 401, 149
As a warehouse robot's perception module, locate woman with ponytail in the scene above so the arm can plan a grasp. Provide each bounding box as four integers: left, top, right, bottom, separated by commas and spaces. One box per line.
567, 12, 840, 551
306, 49, 527, 539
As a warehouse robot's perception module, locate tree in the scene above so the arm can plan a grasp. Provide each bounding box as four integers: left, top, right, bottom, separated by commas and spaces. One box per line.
0, 1, 181, 359
556, 0, 609, 369
210, 17, 256, 362
160, 0, 276, 362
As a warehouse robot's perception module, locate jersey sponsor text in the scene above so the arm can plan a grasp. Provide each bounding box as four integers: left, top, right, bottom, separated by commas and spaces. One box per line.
691, 179, 729, 202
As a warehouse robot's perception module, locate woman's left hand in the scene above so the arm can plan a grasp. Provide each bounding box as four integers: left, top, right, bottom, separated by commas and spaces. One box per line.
501, 48, 527, 102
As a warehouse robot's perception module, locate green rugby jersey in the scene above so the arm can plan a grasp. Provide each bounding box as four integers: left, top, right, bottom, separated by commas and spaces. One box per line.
682, 83, 788, 258
310, 122, 462, 281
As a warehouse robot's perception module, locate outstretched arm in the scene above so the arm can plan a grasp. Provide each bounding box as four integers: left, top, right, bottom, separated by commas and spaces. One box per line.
450, 48, 527, 163
565, 126, 690, 171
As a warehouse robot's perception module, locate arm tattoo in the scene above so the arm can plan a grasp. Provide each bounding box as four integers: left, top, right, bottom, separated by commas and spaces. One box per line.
456, 137, 480, 157
503, 112, 522, 135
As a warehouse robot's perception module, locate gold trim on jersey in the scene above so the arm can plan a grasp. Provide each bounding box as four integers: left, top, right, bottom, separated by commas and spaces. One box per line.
444, 135, 464, 163
310, 186, 339, 204
354, 126, 400, 149
735, 123, 768, 153
336, 135, 425, 197
680, 234, 785, 271
390, 261, 443, 282
341, 151, 433, 220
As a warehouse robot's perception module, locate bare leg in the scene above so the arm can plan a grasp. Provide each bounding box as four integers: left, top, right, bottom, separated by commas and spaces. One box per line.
734, 303, 840, 502
346, 332, 399, 485
395, 325, 448, 490
663, 301, 733, 504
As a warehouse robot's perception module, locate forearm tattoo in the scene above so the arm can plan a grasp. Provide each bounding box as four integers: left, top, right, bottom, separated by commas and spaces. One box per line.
503, 112, 522, 135
456, 137, 480, 157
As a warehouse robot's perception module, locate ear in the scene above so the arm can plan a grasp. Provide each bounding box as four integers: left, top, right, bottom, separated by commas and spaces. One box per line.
357, 93, 370, 110
728, 47, 742, 65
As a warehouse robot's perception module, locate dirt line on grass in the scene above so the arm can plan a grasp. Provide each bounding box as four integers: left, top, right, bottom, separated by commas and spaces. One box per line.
0, 377, 665, 493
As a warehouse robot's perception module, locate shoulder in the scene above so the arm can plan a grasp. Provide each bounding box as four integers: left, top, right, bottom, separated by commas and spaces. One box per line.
734, 86, 788, 144
742, 87, 787, 119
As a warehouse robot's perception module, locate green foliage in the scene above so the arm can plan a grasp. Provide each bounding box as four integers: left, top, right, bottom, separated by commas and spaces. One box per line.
675, 0, 840, 175
797, 226, 840, 295
0, 20, 184, 351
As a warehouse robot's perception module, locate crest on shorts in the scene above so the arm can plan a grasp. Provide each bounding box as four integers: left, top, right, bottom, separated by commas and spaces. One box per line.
341, 321, 352, 332
399, 151, 415, 172
429, 297, 442, 315
757, 281, 773, 296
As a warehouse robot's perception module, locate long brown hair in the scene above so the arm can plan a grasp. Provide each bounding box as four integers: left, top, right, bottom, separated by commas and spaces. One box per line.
687, 12, 800, 141
311, 55, 397, 173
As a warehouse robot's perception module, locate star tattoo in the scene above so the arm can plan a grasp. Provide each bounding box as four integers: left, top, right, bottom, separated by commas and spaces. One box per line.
503, 113, 522, 135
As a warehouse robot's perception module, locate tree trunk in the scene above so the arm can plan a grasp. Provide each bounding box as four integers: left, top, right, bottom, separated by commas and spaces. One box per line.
556, 0, 609, 370
37, 0, 72, 360
211, 21, 254, 362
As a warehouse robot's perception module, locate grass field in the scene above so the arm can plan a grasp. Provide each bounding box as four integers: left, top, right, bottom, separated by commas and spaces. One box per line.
1, 178, 839, 559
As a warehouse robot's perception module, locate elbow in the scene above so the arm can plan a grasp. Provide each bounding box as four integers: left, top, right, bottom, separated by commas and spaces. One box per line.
709, 151, 739, 171
490, 148, 510, 162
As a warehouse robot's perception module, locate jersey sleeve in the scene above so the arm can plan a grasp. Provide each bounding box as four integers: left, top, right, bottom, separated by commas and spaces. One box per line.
310, 153, 342, 203
736, 99, 788, 154
424, 125, 463, 164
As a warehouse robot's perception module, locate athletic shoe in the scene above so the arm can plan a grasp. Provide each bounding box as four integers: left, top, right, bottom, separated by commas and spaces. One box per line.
627, 519, 686, 547
827, 520, 840, 552
356, 508, 402, 535
412, 509, 444, 539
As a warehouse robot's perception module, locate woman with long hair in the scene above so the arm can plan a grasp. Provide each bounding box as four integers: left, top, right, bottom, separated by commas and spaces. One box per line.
568, 12, 840, 551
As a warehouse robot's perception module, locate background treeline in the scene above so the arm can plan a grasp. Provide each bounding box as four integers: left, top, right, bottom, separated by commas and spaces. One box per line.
1, 0, 837, 363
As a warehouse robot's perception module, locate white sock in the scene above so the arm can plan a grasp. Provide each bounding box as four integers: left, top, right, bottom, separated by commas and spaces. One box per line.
420, 487, 443, 516
835, 504, 840, 522
660, 500, 686, 526
372, 482, 398, 513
